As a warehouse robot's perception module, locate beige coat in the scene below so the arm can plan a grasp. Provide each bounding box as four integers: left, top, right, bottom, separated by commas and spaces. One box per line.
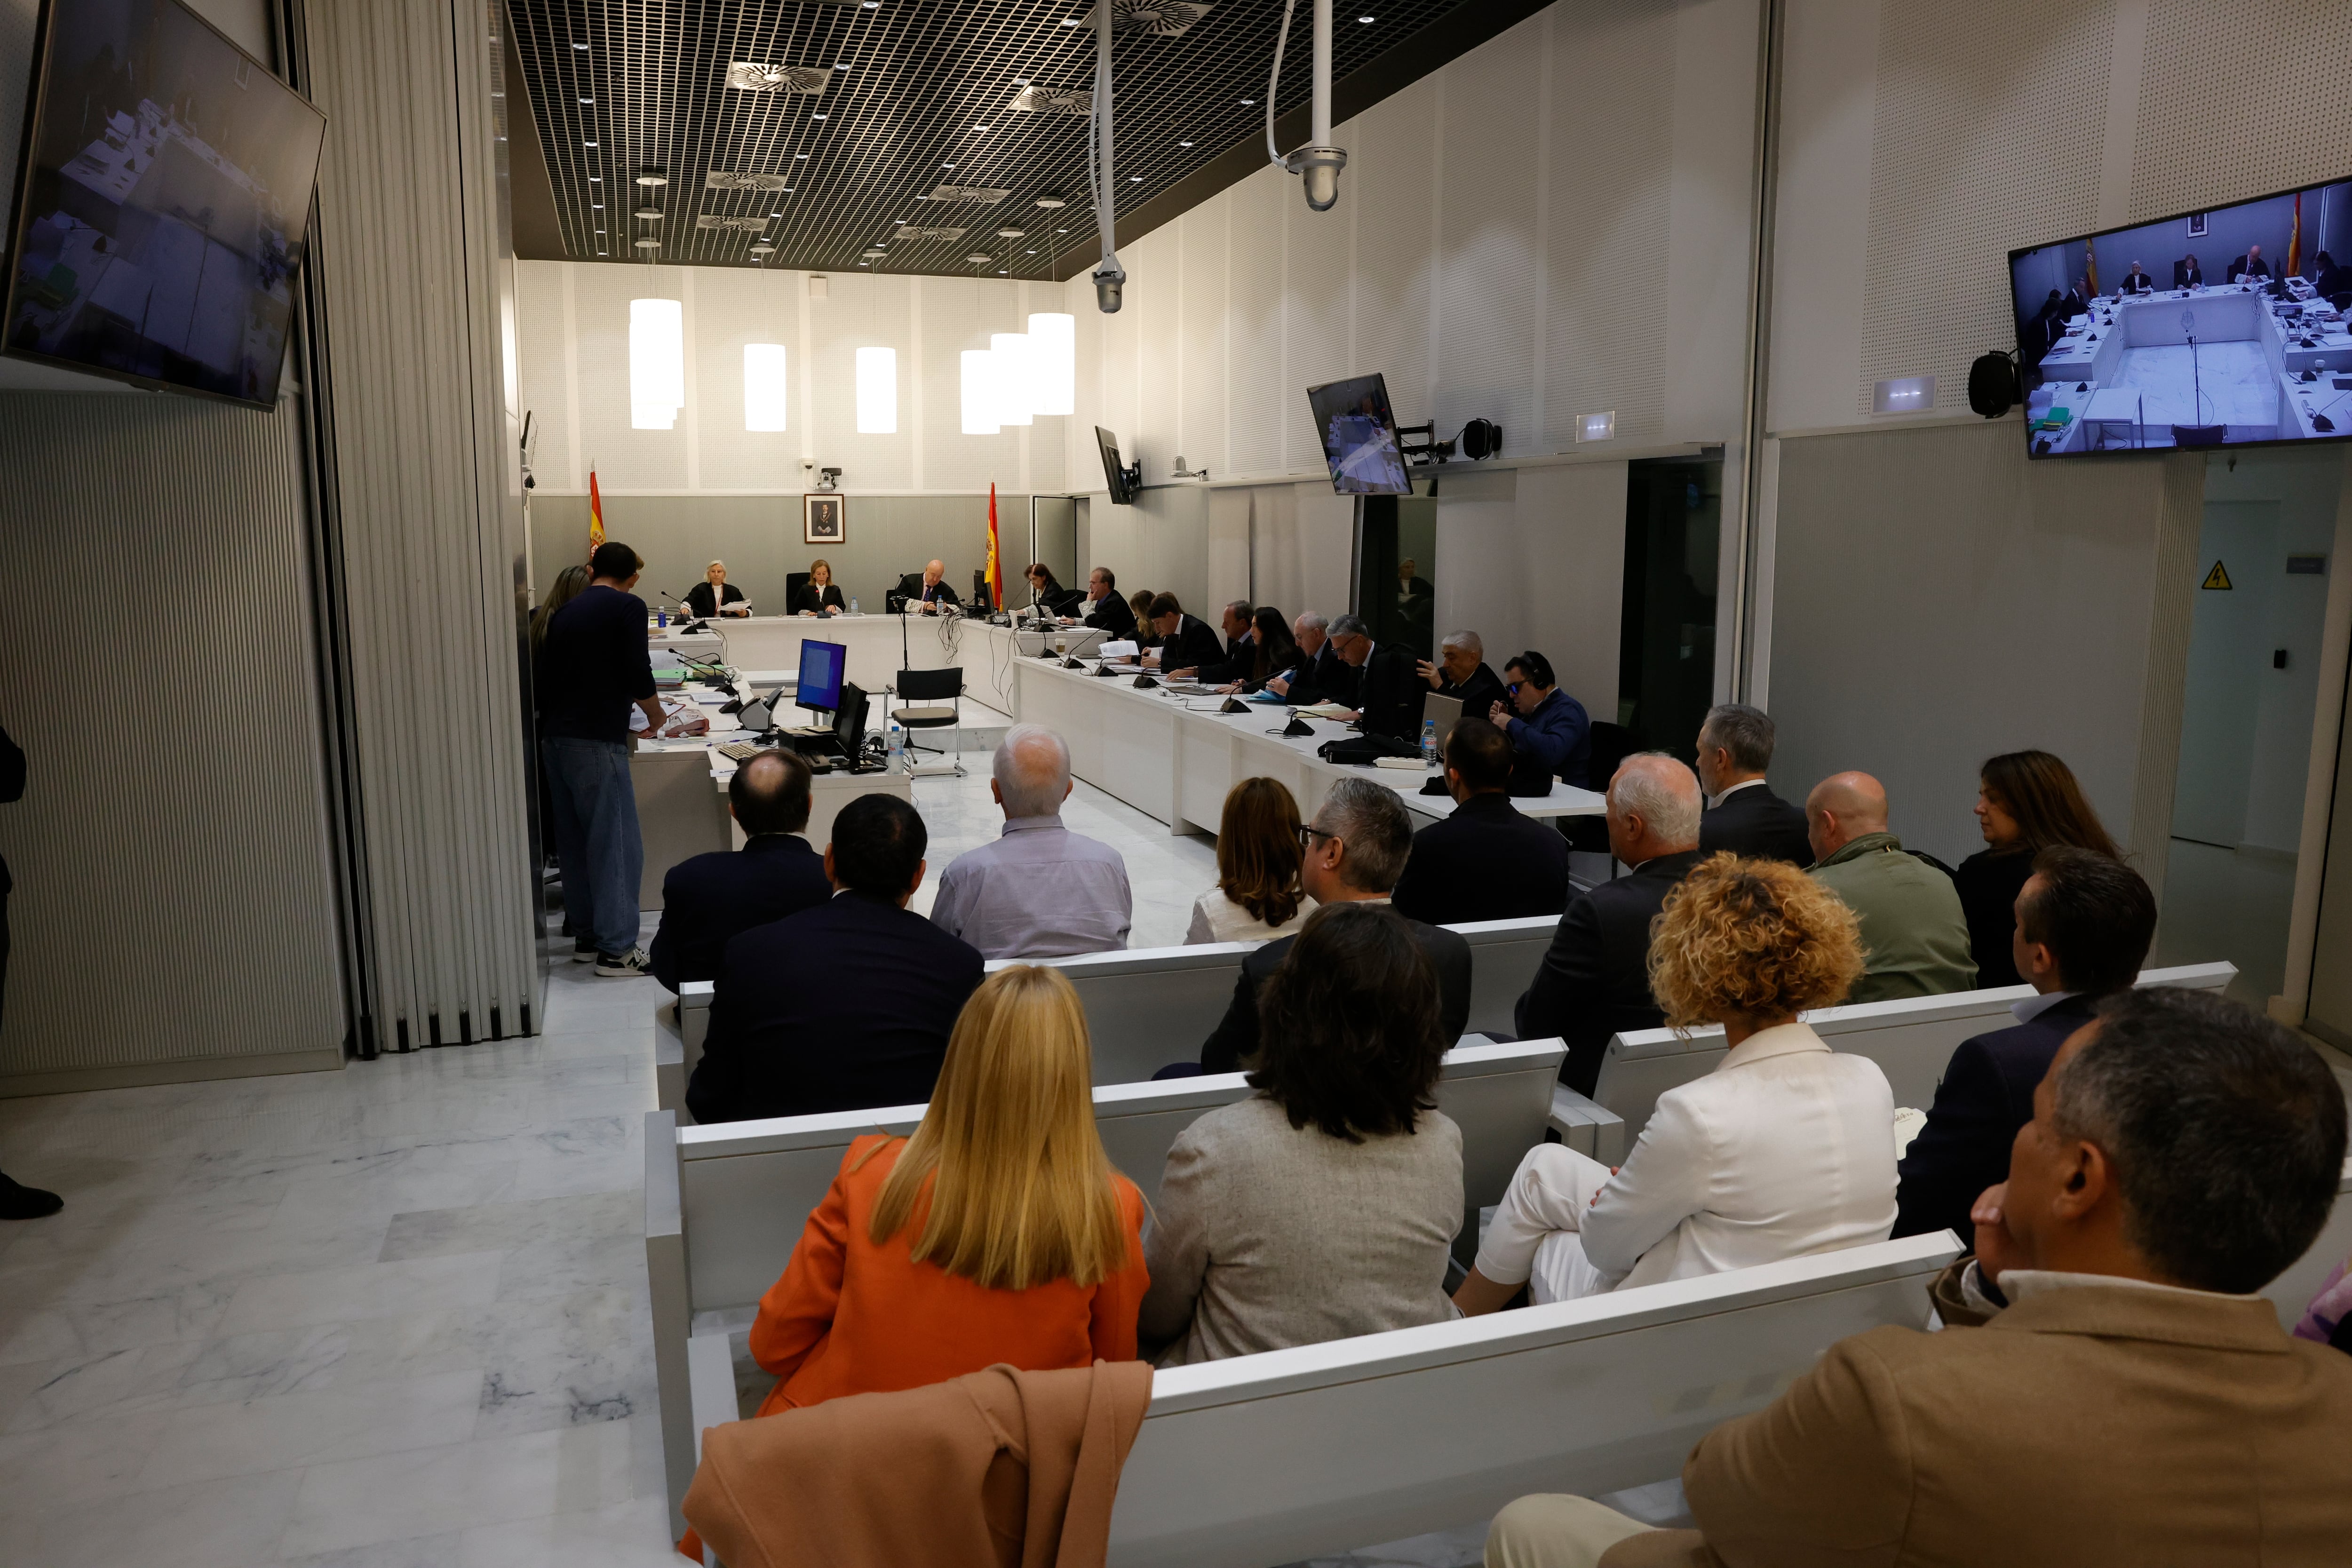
1604, 1274, 2352, 1567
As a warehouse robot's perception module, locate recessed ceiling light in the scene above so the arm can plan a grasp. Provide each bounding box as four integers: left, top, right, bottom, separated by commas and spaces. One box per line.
941, 163, 956, 170
1025, 248, 1037, 253
1012, 77, 1030, 86
834, 63, 850, 70
572, 41, 588, 50
771, 211, 782, 217
588, 175, 602, 182
1179, 140, 1194, 147
1060, 16, 1083, 23
811, 112, 827, 120
1054, 227, 1068, 232
794, 153, 808, 159
973, 125, 991, 133
782, 188, 794, 193
578, 97, 593, 104
592, 202, 604, 208
584, 140, 598, 147
1128, 175, 1141, 182
860, 1, 878, 7
859, 260, 870, 265
1358, 14, 1374, 21
998, 270, 1008, 274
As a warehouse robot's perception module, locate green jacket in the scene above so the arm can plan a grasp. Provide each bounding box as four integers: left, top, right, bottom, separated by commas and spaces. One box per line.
1808, 831, 1978, 1005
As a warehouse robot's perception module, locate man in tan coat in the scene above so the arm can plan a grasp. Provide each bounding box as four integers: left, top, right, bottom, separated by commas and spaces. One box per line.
1486, 985, 2352, 1568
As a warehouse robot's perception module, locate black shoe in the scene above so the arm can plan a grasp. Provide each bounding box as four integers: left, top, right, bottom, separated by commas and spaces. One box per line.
0, 1171, 62, 1220
572, 938, 598, 963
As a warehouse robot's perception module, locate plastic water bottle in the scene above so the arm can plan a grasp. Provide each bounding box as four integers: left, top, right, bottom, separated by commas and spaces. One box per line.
849, 596, 859, 615
1421, 718, 1440, 767
887, 718, 904, 770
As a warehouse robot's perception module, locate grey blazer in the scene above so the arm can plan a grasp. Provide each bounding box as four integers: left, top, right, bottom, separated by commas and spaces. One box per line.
1139, 1095, 1464, 1366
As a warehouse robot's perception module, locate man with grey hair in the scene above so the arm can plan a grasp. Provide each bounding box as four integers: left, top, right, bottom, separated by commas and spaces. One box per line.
1327, 613, 1422, 740
1416, 630, 1508, 722
930, 723, 1132, 958
1174, 599, 1256, 683
1515, 754, 1706, 1093
1694, 702, 1810, 865
1267, 610, 1354, 706
1196, 778, 1471, 1072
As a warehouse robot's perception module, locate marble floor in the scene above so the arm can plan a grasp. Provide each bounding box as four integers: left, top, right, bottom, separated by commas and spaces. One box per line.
0, 768, 1240, 1566
2112, 338, 2274, 427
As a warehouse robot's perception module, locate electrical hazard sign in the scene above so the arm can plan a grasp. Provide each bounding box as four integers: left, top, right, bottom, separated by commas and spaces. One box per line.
2201, 561, 2233, 590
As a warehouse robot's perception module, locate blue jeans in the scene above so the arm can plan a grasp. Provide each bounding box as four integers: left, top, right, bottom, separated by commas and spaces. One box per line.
542, 737, 643, 956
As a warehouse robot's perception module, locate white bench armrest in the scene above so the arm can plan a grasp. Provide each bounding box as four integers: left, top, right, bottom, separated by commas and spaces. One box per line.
687, 1330, 739, 1458
1549, 1085, 1626, 1165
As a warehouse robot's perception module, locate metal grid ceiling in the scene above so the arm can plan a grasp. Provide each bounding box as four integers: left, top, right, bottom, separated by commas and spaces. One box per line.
506, 0, 1471, 280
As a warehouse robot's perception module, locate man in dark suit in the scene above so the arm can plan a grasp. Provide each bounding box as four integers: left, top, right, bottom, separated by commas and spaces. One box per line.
1392, 719, 1569, 925
1142, 593, 1226, 673
1267, 611, 1357, 707
2120, 260, 2155, 294
1493, 651, 1591, 793
1069, 566, 1136, 637
1515, 753, 1705, 1093
648, 751, 832, 992
686, 794, 984, 1123
903, 559, 961, 614
1200, 779, 1470, 1071
1415, 630, 1509, 723
1179, 600, 1256, 682
2227, 244, 2271, 282
1327, 613, 1422, 740
1893, 847, 2156, 1242
1692, 702, 1811, 865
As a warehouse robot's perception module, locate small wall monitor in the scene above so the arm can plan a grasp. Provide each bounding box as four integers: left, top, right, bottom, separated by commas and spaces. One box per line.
3, 0, 328, 407
796, 639, 847, 714
1307, 373, 1412, 495
2010, 175, 2352, 457
1095, 425, 1138, 505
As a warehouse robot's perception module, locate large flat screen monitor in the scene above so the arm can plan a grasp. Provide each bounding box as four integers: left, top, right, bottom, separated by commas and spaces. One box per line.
796, 639, 846, 714
1095, 425, 1137, 505
1306, 373, 1412, 495
2010, 177, 2352, 457
3, 0, 326, 407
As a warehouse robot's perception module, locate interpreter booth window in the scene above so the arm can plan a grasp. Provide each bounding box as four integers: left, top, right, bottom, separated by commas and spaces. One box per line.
1617, 458, 1722, 762
1352, 491, 1439, 664
1031, 495, 1078, 589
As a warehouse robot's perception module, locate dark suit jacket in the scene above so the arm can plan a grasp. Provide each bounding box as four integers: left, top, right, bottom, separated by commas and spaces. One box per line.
648, 835, 833, 993
789, 582, 847, 616
1698, 783, 1812, 866
2172, 261, 2203, 287
1434, 662, 1508, 724
1953, 847, 2034, 989
2120, 271, 2154, 294
1281, 643, 1358, 707
1514, 848, 1705, 1093
1080, 591, 1136, 638
1199, 907, 1472, 1072
686, 891, 985, 1123
1893, 992, 2103, 1242
1155, 615, 1227, 673
1353, 642, 1423, 739
1196, 630, 1256, 684
1391, 793, 1571, 927
2227, 255, 2272, 281
0, 721, 19, 898
685, 581, 747, 619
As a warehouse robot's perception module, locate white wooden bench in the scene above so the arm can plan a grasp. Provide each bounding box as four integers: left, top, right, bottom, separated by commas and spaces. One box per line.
654, 985, 715, 1120
1551, 962, 2239, 1164
677, 1232, 1966, 1563
646, 1037, 1572, 1528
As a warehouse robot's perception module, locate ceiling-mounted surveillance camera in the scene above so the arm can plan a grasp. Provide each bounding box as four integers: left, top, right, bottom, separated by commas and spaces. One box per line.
1266, 0, 1348, 213
818, 466, 842, 490
1093, 259, 1126, 313
521, 463, 537, 491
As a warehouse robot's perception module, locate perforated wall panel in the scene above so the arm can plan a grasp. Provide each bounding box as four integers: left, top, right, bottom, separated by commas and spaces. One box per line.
2129, 3, 2352, 222
1855, 0, 2112, 415
1434, 17, 1544, 455
1136, 226, 1183, 484
1351, 76, 1438, 443
1225, 168, 1290, 478
1180, 203, 1232, 478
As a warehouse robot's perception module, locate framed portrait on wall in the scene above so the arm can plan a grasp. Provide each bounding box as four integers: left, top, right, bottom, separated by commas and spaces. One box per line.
803, 493, 845, 544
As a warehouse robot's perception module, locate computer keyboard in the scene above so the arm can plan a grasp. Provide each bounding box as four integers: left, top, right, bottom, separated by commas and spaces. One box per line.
716, 740, 773, 762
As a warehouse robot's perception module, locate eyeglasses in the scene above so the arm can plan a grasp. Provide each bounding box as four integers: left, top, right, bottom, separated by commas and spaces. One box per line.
1297, 825, 1339, 849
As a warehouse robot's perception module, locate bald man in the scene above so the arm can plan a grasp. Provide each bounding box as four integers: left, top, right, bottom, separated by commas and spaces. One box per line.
930, 723, 1132, 958
915, 558, 960, 615
1804, 771, 1976, 1005
1515, 754, 1707, 1094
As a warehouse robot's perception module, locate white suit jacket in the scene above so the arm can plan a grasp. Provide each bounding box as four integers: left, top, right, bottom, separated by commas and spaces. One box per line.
1584, 1020, 1899, 1289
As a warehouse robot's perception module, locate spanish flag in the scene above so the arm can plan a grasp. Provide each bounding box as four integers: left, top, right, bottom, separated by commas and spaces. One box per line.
588, 469, 606, 553
2288, 191, 2304, 277
985, 483, 1003, 610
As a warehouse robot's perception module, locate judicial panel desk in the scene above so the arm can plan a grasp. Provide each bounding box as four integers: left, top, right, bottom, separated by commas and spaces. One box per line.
621, 617, 1604, 907
2031, 278, 2352, 450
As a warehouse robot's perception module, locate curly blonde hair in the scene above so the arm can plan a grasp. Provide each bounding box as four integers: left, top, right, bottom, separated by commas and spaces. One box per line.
1647, 852, 1864, 1030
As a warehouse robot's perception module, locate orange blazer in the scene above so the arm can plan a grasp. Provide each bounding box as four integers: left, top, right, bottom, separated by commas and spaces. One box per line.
750, 1134, 1150, 1416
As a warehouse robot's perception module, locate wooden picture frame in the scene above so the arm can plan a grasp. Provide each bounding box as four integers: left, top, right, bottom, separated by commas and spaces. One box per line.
803, 492, 845, 544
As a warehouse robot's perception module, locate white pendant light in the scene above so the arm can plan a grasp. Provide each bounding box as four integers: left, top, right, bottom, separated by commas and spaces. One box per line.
989, 332, 1034, 425
629, 297, 684, 430
1027, 311, 1074, 414
742, 343, 787, 432
961, 348, 1001, 434
855, 345, 897, 434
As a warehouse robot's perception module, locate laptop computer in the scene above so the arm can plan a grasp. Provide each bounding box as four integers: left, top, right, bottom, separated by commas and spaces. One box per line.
1419, 691, 1463, 735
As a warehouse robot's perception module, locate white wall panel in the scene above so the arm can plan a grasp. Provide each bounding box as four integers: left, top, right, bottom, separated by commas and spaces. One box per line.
574, 262, 691, 489
515, 259, 577, 490
1180, 205, 1231, 478
694, 268, 798, 492
1434, 15, 1544, 456
1433, 462, 1630, 713
1136, 227, 1183, 484
1766, 0, 1881, 433
1351, 76, 1438, 436
1226, 171, 1290, 478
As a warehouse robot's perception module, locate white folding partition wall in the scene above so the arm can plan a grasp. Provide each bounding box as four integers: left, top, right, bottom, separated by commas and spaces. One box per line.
307, 0, 540, 1048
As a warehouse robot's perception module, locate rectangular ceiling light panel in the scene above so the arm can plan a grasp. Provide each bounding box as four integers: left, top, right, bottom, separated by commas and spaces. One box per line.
706, 171, 791, 192
726, 63, 831, 94
1010, 85, 1093, 114
894, 225, 969, 240
927, 184, 1011, 203
696, 215, 772, 231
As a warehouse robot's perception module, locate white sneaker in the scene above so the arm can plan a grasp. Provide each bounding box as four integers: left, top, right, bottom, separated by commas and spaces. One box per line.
594, 946, 652, 978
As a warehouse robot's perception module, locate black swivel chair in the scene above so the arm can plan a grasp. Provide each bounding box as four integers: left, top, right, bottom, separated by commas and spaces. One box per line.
1562, 720, 1641, 857
785, 571, 810, 612
891, 667, 965, 775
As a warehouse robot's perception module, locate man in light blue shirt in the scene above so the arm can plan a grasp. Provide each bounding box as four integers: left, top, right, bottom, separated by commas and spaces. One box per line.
931, 724, 1133, 959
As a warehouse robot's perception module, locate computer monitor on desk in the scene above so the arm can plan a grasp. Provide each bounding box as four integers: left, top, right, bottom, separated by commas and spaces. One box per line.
797, 640, 847, 716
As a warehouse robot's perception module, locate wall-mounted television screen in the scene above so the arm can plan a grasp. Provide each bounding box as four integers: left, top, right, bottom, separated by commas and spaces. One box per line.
3, 0, 326, 407
1095, 424, 1137, 505
1306, 373, 1412, 495
2010, 176, 2352, 457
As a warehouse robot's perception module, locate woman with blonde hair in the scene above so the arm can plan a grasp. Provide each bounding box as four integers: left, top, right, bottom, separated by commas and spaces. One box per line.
744, 964, 1149, 1414
1455, 853, 1898, 1309
529, 562, 591, 655
792, 557, 847, 616
686, 559, 751, 618
1186, 777, 1316, 943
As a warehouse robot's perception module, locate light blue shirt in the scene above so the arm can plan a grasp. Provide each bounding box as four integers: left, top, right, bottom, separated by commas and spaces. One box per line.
931, 815, 1133, 959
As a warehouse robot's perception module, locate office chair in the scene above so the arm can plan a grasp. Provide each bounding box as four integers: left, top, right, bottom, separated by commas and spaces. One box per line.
1561, 720, 1641, 857
890, 666, 965, 775
785, 571, 810, 611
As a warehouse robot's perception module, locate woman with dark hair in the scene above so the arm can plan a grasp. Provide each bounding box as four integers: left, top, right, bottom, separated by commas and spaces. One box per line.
1140, 902, 1463, 1364
1955, 750, 2122, 987
1024, 562, 1082, 615
1186, 777, 1314, 944
1238, 605, 1303, 693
